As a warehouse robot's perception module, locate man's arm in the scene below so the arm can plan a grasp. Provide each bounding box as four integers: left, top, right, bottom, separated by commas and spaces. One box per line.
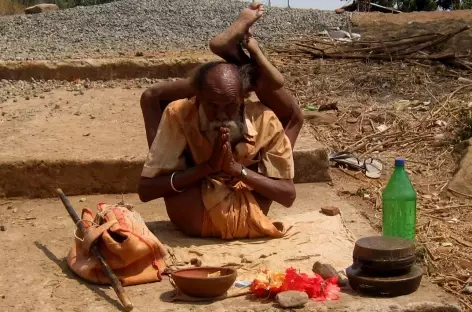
138, 163, 213, 202
139, 128, 230, 202
241, 167, 295, 208
223, 143, 296, 208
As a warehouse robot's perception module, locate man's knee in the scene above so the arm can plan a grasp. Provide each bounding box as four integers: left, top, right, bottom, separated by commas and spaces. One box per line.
140, 86, 160, 110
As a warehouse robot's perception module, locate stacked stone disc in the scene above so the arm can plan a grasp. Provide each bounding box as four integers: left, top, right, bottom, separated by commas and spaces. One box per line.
346, 236, 423, 297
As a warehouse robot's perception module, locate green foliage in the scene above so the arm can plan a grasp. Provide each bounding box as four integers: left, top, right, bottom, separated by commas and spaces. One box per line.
462, 0, 472, 8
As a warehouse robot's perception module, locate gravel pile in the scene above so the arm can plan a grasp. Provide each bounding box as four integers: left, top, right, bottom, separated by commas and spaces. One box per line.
0, 0, 347, 60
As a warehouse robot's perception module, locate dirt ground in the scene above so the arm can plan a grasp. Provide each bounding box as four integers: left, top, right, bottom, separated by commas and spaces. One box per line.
271, 10, 472, 309
0, 184, 458, 312
0, 8, 472, 311
353, 10, 472, 26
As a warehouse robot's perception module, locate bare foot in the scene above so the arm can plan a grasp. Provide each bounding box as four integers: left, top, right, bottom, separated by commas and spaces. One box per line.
242, 33, 261, 55
210, 2, 264, 65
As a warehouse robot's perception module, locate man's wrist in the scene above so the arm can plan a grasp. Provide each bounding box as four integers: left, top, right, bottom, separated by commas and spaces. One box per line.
233, 163, 245, 179
201, 162, 215, 176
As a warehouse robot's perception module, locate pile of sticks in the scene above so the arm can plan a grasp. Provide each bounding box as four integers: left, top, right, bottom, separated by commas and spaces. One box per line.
275, 25, 471, 69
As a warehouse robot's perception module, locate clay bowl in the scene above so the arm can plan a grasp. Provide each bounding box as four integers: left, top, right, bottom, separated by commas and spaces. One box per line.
170, 267, 237, 298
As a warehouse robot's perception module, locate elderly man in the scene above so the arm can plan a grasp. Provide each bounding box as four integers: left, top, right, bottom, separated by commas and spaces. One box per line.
138, 4, 303, 239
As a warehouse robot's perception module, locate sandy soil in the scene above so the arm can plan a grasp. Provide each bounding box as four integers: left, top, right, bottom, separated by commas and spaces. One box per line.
0, 184, 457, 312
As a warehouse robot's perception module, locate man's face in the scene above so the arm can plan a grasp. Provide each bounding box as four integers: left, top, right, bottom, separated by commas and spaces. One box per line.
198, 65, 246, 144
200, 90, 244, 144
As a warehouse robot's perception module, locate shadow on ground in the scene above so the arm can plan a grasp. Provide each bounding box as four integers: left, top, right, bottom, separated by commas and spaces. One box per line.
33, 241, 124, 311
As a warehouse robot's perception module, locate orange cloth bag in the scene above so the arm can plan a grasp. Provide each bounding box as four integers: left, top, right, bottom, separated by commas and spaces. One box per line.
67, 203, 168, 286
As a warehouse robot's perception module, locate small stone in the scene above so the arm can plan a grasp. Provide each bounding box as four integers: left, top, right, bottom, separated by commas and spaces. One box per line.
0, 225, 6, 231
312, 262, 338, 280
79, 198, 86, 202
241, 257, 253, 264
276, 291, 309, 308
7, 205, 12, 210
13, 99, 17, 103
12, 208, 18, 213
135, 51, 144, 57
25, 96, 30, 100
190, 258, 202, 267
24, 3, 58, 14
74, 111, 81, 116
89, 114, 96, 119
40, 95, 45, 99
464, 286, 472, 294
320, 206, 340, 216
83, 133, 90, 137
377, 124, 388, 132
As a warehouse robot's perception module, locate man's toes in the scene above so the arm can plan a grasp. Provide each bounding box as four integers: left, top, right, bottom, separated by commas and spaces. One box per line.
250, 2, 262, 9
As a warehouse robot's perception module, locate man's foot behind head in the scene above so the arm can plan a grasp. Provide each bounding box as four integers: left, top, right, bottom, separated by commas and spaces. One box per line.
209, 2, 264, 65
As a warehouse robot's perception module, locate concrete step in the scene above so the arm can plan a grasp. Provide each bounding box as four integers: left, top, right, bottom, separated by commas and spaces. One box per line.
0, 86, 330, 198
0, 53, 218, 81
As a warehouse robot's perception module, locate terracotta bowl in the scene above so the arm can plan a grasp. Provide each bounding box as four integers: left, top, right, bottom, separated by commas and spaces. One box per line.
171, 267, 237, 298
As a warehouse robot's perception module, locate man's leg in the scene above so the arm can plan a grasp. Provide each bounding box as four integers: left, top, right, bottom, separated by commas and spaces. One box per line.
248, 41, 303, 149
209, 4, 303, 148
140, 80, 204, 236
164, 185, 205, 237
209, 2, 263, 66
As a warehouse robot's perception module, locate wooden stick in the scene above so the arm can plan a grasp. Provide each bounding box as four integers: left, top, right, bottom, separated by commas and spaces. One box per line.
56, 189, 134, 311
450, 234, 472, 248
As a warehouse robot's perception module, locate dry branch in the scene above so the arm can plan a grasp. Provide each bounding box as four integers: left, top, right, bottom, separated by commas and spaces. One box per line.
275, 26, 470, 67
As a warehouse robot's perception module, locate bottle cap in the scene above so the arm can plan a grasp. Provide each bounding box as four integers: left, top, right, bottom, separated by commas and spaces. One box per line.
395, 158, 405, 167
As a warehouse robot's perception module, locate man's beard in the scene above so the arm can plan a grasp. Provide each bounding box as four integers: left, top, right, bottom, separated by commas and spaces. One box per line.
206, 119, 244, 144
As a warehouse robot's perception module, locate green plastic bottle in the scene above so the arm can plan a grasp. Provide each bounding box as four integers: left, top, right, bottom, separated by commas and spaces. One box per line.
382, 158, 417, 241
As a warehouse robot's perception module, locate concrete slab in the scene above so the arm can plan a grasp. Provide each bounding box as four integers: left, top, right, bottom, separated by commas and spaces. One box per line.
0, 184, 458, 312
0, 86, 330, 198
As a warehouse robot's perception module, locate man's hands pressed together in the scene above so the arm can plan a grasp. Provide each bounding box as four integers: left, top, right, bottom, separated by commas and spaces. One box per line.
205, 127, 295, 207
207, 127, 230, 173
207, 127, 243, 177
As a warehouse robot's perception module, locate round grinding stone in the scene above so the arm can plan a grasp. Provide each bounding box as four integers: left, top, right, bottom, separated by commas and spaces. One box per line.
346, 264, 423, 297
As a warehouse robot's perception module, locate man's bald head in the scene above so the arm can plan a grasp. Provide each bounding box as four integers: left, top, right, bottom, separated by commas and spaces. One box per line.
192, 62, 251, 144
192, 62, 244, 97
